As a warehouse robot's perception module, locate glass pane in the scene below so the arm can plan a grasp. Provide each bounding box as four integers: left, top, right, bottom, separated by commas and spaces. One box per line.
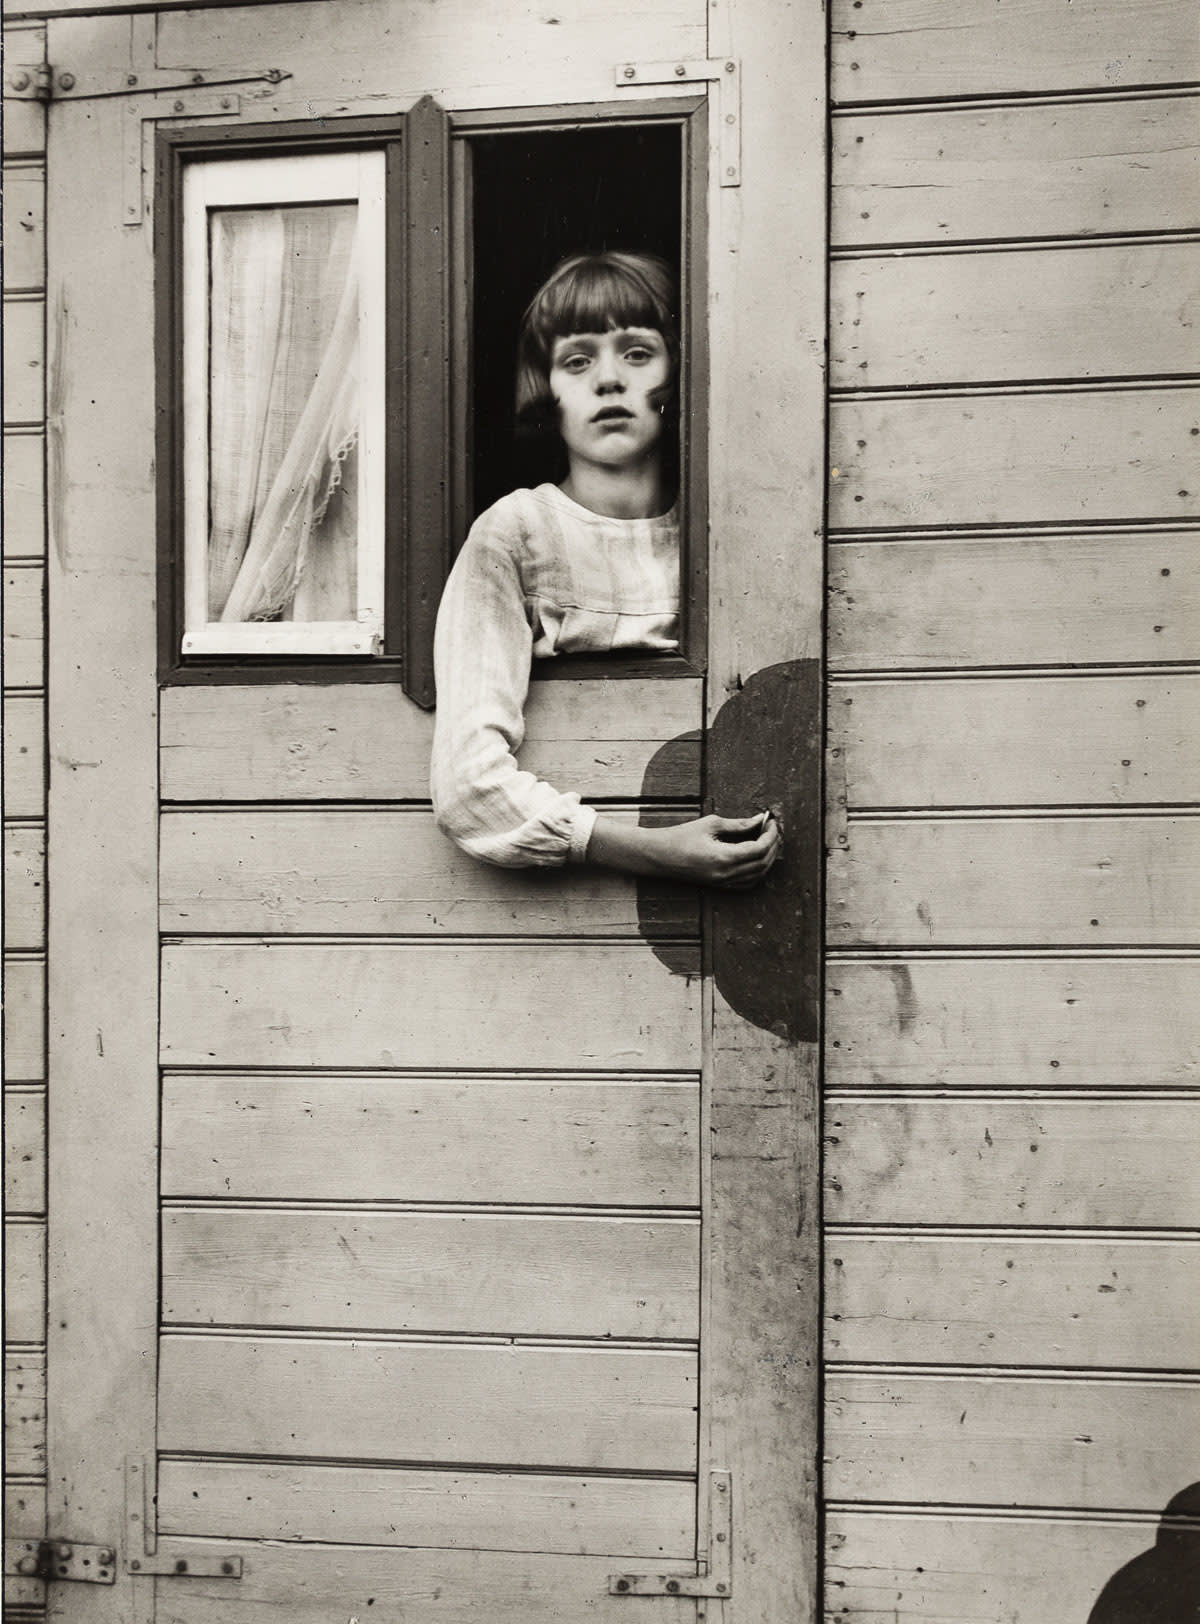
207, 203, 359, 626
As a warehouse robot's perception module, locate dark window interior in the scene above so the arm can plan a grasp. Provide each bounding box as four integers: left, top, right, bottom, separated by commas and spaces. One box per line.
468, 125, 682, 518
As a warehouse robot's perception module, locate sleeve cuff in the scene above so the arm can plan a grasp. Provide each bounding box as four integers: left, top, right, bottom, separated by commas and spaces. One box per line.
567, 802, 598, 864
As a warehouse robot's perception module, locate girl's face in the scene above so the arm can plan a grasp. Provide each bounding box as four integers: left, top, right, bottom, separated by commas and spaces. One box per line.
548, 325, 671, 475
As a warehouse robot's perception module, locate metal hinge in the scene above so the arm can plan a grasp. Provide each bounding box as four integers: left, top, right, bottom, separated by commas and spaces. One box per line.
4, 1539, 117, 1586
615, 58, 741, 186
609, 1470, 732, 1606
125, 1457, 242, 1579
5, 61, 285, 102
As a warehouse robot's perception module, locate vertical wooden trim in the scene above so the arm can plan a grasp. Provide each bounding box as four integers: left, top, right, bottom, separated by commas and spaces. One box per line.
403, 95, 451, 711
384, 136, 408, 664
682, 99, 709, 672
448, 135, 474, 562
155, 132, 185, 680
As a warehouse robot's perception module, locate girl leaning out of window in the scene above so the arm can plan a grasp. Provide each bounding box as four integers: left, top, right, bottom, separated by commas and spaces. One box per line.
431, 250, 780, 887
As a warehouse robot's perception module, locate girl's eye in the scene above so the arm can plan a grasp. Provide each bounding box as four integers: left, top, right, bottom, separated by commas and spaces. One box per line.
559, 354, 591, 373
625, 346, 652, 363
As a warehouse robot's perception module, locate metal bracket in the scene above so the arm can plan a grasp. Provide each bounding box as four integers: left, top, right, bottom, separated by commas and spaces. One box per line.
6, 63, 53, 102
125, 1457, 242, 1580
615, 57, 740, 186
609, 1470, 732, 1601
5, 1539, 117, 1585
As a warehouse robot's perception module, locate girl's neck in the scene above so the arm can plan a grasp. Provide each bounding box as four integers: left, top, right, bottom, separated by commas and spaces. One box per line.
559, 458, 666, 521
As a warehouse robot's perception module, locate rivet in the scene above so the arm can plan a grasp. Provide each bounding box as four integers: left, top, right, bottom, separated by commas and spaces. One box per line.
716, 1481, 727, 1492
127, 73, 138, 85
59, 72, 76, 90
623, 67, 636, 79
131, 1559, 142, 1571
717, 1583, 728, 1594
726, 166, 736, 176
675, 64, 687, 76
58, 1544, 73, 1560
725, 60, 735, 71
12, 71, 31, 90
221, 97, 232, 109
222, 1561, 235, 1575
716, 1531, 727, 1542
174, 99, 185, 112
16, 1557, 38, 1576
666, 1580, 680, 1594
192, 72, 205, 84
99, 1549, 115, 1566
725, 113, 735, 124
615, 1578, 631, 1593
175, 1559, 189, 1574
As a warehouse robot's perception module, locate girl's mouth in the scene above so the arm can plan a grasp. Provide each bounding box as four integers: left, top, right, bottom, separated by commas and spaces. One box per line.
592, 406, 634, 422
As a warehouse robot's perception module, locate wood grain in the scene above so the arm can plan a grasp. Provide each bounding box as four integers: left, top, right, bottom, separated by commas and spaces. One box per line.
829, 815, 1200, 945
1, 432, 44, 558
827, 1236, 1200, 1367
829, 389, 1200, 531
158, 1335, 698, 1472
112, 1542, 696, 1624
3, 1088, 45, 1214
160, 678, 702, 802
160, 942, 701, 1070
4, 1350, 45, 1477
1, 167, 44, 291
831, 243, 1200, 388
161, 1073, 699, 1206
2, 958, 44, 1081
1, 27, 45, 158
160, 808, 699, 937
829, 532, 1200, 669
2, 299, 43, 424
827, 1510, 1177, 1624
157, 1458, 696, 1557
2, 566, 43, 688
826, 958, 1200, 1089
826, 1097, 1200, 1228
3, 1221, 45, 1343
826, 1372, 1200, 1511
162, 1207, 700, 1339
833, 95, 1200, 247
3, 823, 44, 951
831, 0, 1200, 102
3, 697, 44, 816
833, 675, 1200, 808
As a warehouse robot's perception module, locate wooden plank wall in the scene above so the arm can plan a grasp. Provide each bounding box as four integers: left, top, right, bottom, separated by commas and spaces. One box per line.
157, 680, 705, 1562
2, 21, 48, 1623
824, 4, 1200, 1620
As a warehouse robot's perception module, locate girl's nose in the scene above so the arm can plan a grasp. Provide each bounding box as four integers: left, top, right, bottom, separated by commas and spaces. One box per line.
593, 350, 624, 391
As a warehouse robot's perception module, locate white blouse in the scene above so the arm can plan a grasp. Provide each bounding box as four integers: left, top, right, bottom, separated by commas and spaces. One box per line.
431, 484, 680, 867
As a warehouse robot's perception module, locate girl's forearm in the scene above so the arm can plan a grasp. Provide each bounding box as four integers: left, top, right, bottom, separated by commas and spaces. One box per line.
585, 814, 671, 877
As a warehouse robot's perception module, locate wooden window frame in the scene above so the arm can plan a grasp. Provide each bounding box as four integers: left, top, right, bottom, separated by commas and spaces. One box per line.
156, 97, 707, 699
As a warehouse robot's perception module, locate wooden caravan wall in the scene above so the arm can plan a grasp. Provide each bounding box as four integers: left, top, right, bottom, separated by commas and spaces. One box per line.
824, 3, 1200, 1620
3, 21, 49, 1622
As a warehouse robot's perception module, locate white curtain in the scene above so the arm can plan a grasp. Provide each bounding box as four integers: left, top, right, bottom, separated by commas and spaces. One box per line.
207, 204, 360, 624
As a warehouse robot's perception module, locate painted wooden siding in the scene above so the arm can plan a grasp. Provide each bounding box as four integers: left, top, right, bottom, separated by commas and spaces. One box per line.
824, 3, 1200, 1619
2, 26, 47, 1621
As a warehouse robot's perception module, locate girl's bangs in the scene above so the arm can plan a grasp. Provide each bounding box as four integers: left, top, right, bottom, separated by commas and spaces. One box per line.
543, 262, 670, 341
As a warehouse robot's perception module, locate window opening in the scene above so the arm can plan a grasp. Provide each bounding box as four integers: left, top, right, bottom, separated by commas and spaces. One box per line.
181, 150, 387, 655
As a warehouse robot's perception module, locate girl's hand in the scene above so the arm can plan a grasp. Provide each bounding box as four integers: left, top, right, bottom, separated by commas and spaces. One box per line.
588, 810, 781, 888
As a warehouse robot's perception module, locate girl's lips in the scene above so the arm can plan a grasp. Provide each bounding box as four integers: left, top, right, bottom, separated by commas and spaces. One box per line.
592, 406, 634, 422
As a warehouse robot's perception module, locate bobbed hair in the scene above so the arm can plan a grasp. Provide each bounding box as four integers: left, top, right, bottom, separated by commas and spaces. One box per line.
514, 250, 680, 433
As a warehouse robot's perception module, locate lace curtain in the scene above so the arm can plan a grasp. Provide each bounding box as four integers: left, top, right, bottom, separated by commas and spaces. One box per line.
206, 204, 360, 624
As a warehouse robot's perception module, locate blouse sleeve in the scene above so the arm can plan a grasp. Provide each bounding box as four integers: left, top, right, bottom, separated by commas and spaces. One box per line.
430, 504, 597, 868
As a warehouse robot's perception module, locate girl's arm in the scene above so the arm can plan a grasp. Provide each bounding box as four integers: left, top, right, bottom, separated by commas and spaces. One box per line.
588, 809, 781, 889
431, 506, 598, 868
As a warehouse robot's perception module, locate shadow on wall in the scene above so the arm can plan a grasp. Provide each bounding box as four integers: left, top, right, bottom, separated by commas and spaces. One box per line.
1088, 1483, 1200, 1623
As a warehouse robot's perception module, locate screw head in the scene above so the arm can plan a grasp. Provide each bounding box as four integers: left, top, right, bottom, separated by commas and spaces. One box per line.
666, 1580, 681, 1594
175, 1559, 189, 1574
222, 1561, 236, 1575
57, 1544, 73, 1560
615, 1579, 630, 1593
173, 99, 185, 112
99, 1549, 115, 1566
58, 72, 76, 91
623, 66, 635, 79
675, 63, 686, 75
12, 71, 30, 90
16, 1556, 38, 1576
127, 73, 138, 85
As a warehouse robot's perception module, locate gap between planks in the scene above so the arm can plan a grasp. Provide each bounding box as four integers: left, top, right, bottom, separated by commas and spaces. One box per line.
160, 1200, 700, 1218
825, 1501, 1200, 1526
158, 1327, 701, 1352
832, 228, 1200, 258
831, 375, 1200, 401
832, 81, 1200, 116
825, 1225, 1200, 1243
825, 1364, 1200, 1386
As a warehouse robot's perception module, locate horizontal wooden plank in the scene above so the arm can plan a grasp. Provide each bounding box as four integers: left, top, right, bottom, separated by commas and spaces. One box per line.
160, 943, 701, 1071
831, 242, 1200, 389
158, 1336, 698, 1473
2, 566, 43, 688
2, 299, 43, 424
3, 824, 44, 951
829, 532, 1200, 669
830, 389, 1200, 531
826, 958, 1200, 1089
3, 697, 44, 816
4, 1088, 44, 1215
1, 433, 43, 558
162, 1208, 699, 1339
160, 679, 702, 802
1, 168, 43, 291
160, 808, 698, 937
4, 1351, 45, 1478
3, 1221, 45, 1344
158, 1459, 695, 1558
826, 1097, 1200, 1228
827, 1510, 1180, 1624
834, 95, 1200, 248
829, 816, 1200, 946
833, 675, 1200, 808
106, 1541, 696, 1624
826, 1373, 1200, 1512
831, 0, 1200, 102
827, 1236, 1200, 1367
2, 958, 44, 1081
162, 1074, 699, 1206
